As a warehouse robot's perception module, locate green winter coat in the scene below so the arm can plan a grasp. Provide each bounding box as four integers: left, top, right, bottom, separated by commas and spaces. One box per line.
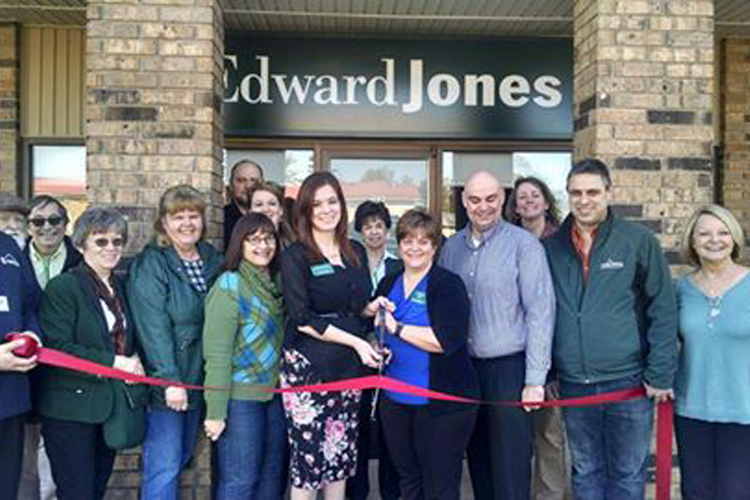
128, 241, 223, 409
543, 211, 678, 389
35, 264, 147, 448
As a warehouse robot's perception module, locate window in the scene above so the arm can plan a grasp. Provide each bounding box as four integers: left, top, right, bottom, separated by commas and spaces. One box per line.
31, 144, 87, 225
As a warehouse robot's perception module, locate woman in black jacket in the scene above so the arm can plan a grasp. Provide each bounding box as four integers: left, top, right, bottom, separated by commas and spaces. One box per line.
375, 208, 479, 500
280, 172, 385, 500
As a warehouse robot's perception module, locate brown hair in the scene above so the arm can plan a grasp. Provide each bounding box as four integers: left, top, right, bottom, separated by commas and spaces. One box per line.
396, 208, 441, 248
294, 172, 359, 266
225, 213, 279, 274
153, 185, 207, 247
506, 176, 561, 226
246, 181, 296, 247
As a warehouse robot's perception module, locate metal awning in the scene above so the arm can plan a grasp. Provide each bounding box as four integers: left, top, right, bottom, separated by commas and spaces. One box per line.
0, 0, 747, 38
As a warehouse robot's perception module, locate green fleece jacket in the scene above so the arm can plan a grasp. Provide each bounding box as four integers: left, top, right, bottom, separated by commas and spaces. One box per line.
543, 211, 678, 389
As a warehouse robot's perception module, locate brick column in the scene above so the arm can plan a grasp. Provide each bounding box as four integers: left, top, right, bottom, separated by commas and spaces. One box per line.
86, 1, 224, 498
0, 23, 19, 194
573, 0, 715, 253
86, 0, 225, 252
721, 39, 750, 239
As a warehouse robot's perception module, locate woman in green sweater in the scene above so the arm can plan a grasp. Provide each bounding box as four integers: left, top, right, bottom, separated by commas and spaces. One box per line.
202, 213, 286, 499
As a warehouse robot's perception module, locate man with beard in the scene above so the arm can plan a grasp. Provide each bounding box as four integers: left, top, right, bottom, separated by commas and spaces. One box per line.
0, 193, 29, 249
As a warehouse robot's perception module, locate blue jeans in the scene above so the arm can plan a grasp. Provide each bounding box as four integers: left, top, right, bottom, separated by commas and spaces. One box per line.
140, 408, 201, 500
560, 375, 653, 500
216, 397, 287, 500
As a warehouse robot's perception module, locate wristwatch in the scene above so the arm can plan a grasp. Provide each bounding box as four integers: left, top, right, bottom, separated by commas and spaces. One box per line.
394, 322, 405, 338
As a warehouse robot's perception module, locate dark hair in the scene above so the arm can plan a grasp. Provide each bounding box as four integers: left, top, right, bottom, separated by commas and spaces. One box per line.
354, 200, 392, 232
28, 194, 69, 223
294, 172, 360, 266
230, 159, 264, 183
567, 158, 612, 189
225, 213, 279, 273
396, 208, 441, 248
506, 176, 561, 226
246, 181, 296, 246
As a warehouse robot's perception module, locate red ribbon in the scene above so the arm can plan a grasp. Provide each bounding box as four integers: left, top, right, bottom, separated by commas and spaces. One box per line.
6, 333, 674, 498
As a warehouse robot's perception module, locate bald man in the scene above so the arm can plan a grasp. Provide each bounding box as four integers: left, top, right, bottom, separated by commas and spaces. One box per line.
439, 170, 555, 500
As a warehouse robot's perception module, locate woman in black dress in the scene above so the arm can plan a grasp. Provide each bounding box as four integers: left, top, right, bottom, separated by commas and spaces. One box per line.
280, 172, 385, 500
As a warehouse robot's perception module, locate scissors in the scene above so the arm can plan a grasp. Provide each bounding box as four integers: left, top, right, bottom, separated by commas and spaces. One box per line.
370, 305, 387, 419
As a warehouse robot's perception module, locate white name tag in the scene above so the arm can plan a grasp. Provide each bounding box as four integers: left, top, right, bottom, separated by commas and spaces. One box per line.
0, 296, 9, 312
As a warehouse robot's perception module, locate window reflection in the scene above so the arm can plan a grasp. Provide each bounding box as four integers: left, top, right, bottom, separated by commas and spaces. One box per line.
32, 145, 87, 226
224, 149, 314, 200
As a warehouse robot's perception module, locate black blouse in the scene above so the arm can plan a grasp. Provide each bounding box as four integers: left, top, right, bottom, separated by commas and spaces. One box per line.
280, 240, 372, 381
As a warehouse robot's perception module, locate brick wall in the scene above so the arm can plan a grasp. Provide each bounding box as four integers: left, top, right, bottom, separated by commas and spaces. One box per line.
86, 0, 225, 254
573, 0, 715, 257
0, 23, 19, 194
721, 38, 750, 240
85, 0, 225, 497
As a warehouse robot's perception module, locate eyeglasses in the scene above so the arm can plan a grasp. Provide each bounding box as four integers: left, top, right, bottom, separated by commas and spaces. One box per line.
29, 216, 64, 228
245, 235, 276, 247
93, 237, 126, 249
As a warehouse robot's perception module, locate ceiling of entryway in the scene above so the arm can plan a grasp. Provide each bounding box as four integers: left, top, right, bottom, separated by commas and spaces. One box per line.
0, 0, 747, 38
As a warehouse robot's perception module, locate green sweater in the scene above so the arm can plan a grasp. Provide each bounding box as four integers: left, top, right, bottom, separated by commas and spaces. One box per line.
202, 262, 284, 420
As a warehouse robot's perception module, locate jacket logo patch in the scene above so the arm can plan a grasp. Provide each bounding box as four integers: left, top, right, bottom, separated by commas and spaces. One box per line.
0, 253, 20, 267
600, 258, 624, 270
411, 290, 427, 305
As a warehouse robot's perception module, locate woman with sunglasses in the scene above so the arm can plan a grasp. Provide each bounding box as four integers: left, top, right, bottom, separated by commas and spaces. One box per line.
35, 207, 146, 500
202, 213, 287, 499
129, 185, 223, 500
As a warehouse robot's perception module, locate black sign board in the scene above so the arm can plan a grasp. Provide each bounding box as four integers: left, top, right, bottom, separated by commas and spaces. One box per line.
225, 35, 573, 140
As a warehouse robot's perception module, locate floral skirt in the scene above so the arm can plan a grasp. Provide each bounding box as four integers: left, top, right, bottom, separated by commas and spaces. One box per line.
280, 348, 362, 490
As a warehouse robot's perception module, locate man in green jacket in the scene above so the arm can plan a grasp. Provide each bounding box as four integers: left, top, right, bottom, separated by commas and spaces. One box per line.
543, 159, 678, 500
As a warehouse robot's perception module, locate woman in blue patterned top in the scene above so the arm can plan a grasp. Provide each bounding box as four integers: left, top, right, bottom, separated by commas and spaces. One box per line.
375, 208, 479, 500
675, 204, 750, 499
202, 213, 286, 499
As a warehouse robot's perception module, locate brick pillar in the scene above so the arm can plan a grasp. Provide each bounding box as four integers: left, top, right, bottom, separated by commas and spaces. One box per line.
573, 0, 715, 254
86, 0, 225, 253
86, 1, 224, 498
0, 23, 19, 194
721, 39, 750, 239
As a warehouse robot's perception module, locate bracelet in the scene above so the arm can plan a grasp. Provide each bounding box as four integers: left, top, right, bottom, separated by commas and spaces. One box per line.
394, 322, 404, 338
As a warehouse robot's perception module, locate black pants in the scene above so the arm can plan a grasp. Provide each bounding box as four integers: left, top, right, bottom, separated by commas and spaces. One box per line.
467, 353, 534, 500
347, 389, 401, 500
41, 417, 116, 500
380, 397, 476, 500
0, 414, 25, 500
675, 415, 750, 500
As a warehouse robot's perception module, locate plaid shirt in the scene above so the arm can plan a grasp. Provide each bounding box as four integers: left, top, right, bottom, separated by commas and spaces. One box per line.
182, 259, 207, 293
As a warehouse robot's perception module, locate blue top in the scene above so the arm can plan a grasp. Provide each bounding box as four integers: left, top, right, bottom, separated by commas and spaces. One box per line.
675, 273, 750, 424
385, 274, 430, 405
0, 233, 42, 420
439, 221, 555, 386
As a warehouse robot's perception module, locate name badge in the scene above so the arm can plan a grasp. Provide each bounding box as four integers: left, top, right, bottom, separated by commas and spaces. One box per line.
0, 296, 9, 312
310, 263, 335, 277
411, 290, 427, 305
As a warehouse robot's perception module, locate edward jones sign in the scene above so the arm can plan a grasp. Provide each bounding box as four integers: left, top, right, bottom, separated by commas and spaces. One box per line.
224, 36, 573, 140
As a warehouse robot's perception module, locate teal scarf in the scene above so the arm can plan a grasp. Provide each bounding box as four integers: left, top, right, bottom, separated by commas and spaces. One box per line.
238, 260, 283, 318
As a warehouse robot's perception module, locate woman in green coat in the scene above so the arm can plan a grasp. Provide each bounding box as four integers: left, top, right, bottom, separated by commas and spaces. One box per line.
128, 185, 223, 500
36, 207, 145, 500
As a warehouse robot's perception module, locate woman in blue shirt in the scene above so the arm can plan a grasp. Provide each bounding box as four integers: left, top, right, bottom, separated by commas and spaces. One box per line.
675, 204, 750, 500
375, 208, 479, 500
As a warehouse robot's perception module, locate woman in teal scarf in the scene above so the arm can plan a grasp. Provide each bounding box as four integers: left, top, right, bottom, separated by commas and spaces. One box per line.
202, 213, 286, 499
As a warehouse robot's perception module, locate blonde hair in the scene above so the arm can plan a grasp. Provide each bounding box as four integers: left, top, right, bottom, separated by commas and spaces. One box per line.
680, 204, 745, 267
153, 185, 207, 247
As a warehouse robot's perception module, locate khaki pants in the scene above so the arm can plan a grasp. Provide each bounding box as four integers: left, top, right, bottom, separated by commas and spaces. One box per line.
532, 401, 573, 500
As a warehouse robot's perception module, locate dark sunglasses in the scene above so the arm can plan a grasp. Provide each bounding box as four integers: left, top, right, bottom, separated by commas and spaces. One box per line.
29, 216, 64, 228
93, 237, 126, 249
